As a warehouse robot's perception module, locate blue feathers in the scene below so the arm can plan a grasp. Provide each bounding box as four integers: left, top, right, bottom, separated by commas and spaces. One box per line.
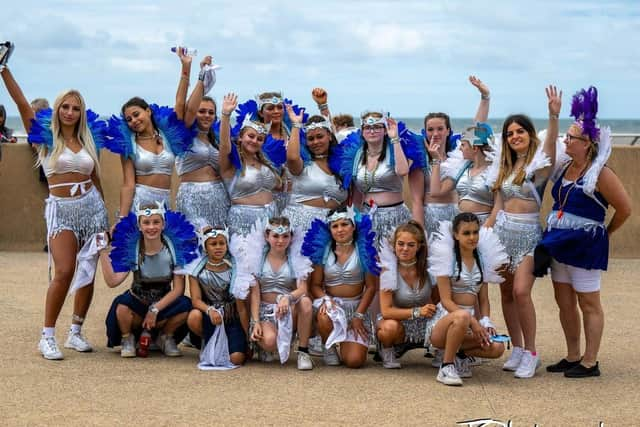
299, 131, 313, 165
398, 121, 427, 171
570, 86, 600, 142
262, 135, 286, 168
104, 114, 135, 159
301, 219, 332, 265
232, 99, 259, 137
86, 109, 108, 150
329, 130, 363, 190
228, 143, 242, 171
449, 133, 461, 151
149, 104, 193, 156
110, 213, 140, 273
28, 108, 54, 148
354, 213, 381, 276
283, 98, 309, 133
163, 210, 199, 268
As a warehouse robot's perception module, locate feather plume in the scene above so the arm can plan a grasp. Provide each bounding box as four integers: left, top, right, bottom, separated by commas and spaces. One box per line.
162, 210, 199, 268
289, 226, 313, 280
85, 110, 108, 150
583, 126, 612, 195
427, 221, 455, 278
262, 134, 286, 168
354, 213, 380, 276
301, 219, 332, 265
104, 114, 135, 159
377, 237, 398, 291
484, 134, 503, 188
109, 213, 140, 273
232, 99, 258, 138
27, 108, 53, 148
524, 142, 552, 179
298, 131, 313, 165
398, 121, 427, 171
283, 98, 309, 133
570, 86, 600, 142
328, 130, 363, 190
440, 145, 469, 181
477, 227, 508, 284
228, 236, 254, 299
150, 104, 193, 156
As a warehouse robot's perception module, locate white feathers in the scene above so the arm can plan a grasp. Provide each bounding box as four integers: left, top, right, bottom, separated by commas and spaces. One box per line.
477, 227, 509, 284
524, 140, 552, 180
440, 145, 467, 181
427, 221, 455, 278
583, 126, 612, 195
289, 226, 313, 282
484, 134, 502, 189
377, 237, 398, 291
228, 218, 267, 299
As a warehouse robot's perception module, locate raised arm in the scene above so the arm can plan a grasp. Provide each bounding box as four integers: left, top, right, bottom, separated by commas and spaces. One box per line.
173, 47, 193, 120
311, 87, 334, 132
426, 139, 455, 196
0, 67, 35, 133
218, 93, 238, 177
184, 55, 212, 127
285, 103, 305, 175
543, 85, 562, 167
387, 118, 409, 177
470, 76, 491, 123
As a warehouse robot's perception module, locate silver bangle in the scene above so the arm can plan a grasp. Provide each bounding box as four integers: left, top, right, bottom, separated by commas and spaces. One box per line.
353, 312, 365, 320
481, 93, 490, 100
276, 294, 291, 304
292, 122, 303, 129
390, 137, 400, 145
317, 102, 328, 110
549, 113, 559, 120
221, 111, 232, 117
430, 159, 441, 166
411, 307, 421, 320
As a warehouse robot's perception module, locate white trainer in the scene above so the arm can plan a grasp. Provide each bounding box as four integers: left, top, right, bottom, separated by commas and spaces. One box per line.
502, 346, 524, 371
159, 335, 182, 357
514, 350, 541, 379
455, 356, 473, 378
64, 331, 93, 352
308, 335, 324, 357
323, 345, 341, 366
437, 364, 463, 386
431, 348, 443, 368
380, 347, 401, 369
39, 336, 63, 360
120, 334, 136, 358
297, 351, 313, 370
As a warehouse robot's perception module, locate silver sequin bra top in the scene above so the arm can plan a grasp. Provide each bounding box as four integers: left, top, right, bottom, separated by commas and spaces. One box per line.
499, 172, 544, 204
291, 162, 347, 204
392, 273, 432, 308
450, 261, 483, 295
258, 259, 297, 294
131, 246, 174, 303
43, 146, 95, 178
225, 164, 278, 200
175, 137, 220, 176
354, 160, 403, 194
197, 267, 233, 306
134, 143, 175, 176
455, 167, 494, 207
324, 249, 364, 287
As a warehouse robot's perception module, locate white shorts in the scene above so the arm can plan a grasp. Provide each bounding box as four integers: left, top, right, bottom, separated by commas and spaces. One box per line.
551, 259, 601, 293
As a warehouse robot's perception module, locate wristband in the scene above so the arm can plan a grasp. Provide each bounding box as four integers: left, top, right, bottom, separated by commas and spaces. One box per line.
353, 312, 365, 320
481, 93, 491, 100
411, 307, 421, 320
198, 70, 206, 82
390, 137, 400, 145
206, 305, 215, 315
549, 113, 559, 120
479, 316, 495, 330
317, 102, 328, 110
276, 294, 291, 304
430, 159, 441, 166
292, 122, 303, 129
221, 111, 232, 117
148, 304, 159, 315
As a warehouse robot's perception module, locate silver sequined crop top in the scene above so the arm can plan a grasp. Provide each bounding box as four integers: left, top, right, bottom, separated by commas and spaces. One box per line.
225, 164, 278, 200
392, 273, 432, 308
354, 160, 403, 194
43, 147, 95, 178
455, 168, 494, 207
175, 137, 220, 176
291, 162, 347, 204
323, 249, 364, 287
197, 267, 233, 306
450, 261, 483, 296
258, 260, 297, 295
499, 172, 545, 205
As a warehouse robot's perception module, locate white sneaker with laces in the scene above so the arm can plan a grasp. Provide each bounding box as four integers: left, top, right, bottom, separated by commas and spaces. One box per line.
308, 335, 324, 357
455, 356, 473, 378
437, 364, 463, 386
120, 334, 136, 358
503, 346, 524, 371
297, 351, 313, 370
39, 336, 63, 360
380, 347, 401, 369
323, 345, 341, 366
431, 348, 443, 368
160, 335, 182, 357
514, 350, 541, 378
64, 331, 93, 352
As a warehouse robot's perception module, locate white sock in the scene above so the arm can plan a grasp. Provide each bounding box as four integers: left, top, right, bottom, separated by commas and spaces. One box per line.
70, 324, 82, 334
42, 327, 55, 338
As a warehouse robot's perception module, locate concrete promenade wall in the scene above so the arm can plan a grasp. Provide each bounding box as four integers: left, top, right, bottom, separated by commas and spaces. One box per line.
0, 143, 637, 256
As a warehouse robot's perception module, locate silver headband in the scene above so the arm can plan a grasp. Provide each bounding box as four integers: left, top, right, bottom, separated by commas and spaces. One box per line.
304, 117, 333, 133
241, 115, 271, 135
327, 206, 356, 223
256, 93, 283, 109
266, 223, 291, 235
360, 110, 388, 127
135, 201, 166, 219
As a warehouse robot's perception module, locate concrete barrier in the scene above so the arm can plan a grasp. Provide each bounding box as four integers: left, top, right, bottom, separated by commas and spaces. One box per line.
0, 143, 637, 256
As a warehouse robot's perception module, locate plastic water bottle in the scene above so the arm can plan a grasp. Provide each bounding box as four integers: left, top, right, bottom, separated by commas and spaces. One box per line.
171, 47, 197, 56
137, 329, 151, 358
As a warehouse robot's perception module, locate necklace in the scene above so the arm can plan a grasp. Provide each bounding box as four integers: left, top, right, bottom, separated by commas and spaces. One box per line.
555, 162, 588, 219
137, 131, 159, 140
516, 153, 527, 159
314, 154, 328, 159
207, 260, 227, 268
367, 149, 382, 157
399, 260, 417, 267
336, 240, 353, 247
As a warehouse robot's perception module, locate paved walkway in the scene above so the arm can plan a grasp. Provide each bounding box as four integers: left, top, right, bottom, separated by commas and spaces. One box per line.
1, 252, 638, 426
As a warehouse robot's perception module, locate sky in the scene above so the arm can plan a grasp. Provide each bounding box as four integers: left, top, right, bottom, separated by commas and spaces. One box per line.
1, 0, 639, 119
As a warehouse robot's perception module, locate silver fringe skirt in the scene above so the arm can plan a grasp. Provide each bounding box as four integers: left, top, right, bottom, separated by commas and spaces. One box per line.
45, 186, 108, 246
363, 203, 411, 249
423, 202, 459, 237
495, 210, 542, 273
176, 180, 230, 230
133, 184, 171, 210
273, 191, 290, 216
281, 203, 331, 232
227, 202, 277, 237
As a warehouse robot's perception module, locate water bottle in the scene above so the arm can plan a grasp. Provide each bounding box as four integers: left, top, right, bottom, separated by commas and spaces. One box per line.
137, 329, 151, 358
171, 47, 197, 56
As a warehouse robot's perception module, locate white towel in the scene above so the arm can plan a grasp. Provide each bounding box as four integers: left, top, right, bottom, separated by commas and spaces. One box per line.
197, 307, 239, 371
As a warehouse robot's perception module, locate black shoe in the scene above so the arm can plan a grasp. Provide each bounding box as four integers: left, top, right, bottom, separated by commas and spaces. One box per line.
564, 362, 601, 378
546, 358, 582, 373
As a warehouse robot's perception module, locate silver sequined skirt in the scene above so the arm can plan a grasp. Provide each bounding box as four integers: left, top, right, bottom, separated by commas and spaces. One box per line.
424, 202, 459, 237
281, 203, 331, 232
273, 191, 289, 216
227, 202, 277, 236
133, 184, 171, 210
176, 180, 230, 230
45, 186, 108, 246
495, 210, 542, 273
363, 203, 411, 249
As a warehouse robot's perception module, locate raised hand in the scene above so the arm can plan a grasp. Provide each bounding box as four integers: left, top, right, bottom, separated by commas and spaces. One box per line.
176, 46, 192, 66
311, 87, 328, 105
546, 85, 562, 116
469, 75, 490, 98
426, 139, 443, 161
200, 55, 212, 69
285, 104, 305, 124
387, 117, 399, 139
222, 93, 238, 115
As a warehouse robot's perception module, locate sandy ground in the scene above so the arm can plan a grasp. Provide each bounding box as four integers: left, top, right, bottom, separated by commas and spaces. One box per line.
1, 251, 638, 426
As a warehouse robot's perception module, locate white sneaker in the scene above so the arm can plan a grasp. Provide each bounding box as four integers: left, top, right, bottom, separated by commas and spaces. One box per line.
297, 351, 313, 370
159, 335, 182, 357
431, 348, 443, 368
39, 336, 63, 360
467, 356, 483, 366
514, 350, 541, 378
64, 331, 93, 352
437, 364, 463, 386
120, 334, 136, 358
502, 346, 524, 371
455, 356, 473, 378
323, 345, 341, 366
380, 347, 401, 369
308, 335, 324, 357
